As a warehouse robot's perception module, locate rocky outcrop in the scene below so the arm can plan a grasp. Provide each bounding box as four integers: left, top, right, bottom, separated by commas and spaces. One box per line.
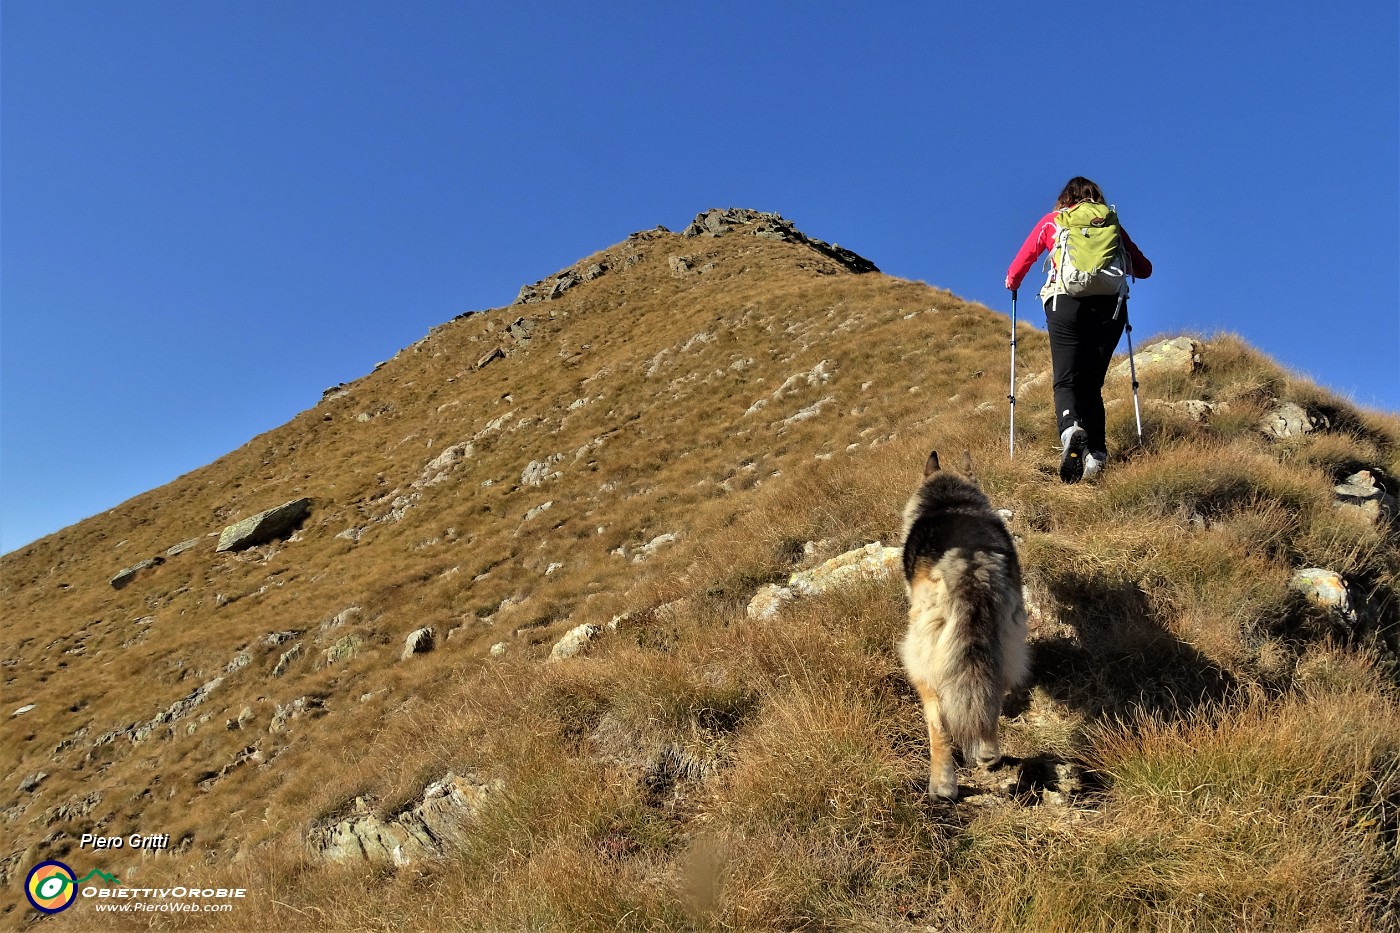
747, 543, 902, 620
216, 498, 312, 552
1174, 399, 1230, 422
312, 772, 502, 866
1110, 336, 1200, 379
1260, 401, 1326, 439
272, 643, 303, 677
269, 696, 326, 734
682, 208, 879, 274
521, 454, 564, 487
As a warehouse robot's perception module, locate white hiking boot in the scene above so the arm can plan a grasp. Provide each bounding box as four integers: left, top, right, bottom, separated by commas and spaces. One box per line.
1059, 424, 1088, 484
1082, 451, 1107, 482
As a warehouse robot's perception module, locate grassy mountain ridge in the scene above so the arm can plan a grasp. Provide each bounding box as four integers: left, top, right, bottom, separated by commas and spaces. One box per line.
3, 210, 1398, 931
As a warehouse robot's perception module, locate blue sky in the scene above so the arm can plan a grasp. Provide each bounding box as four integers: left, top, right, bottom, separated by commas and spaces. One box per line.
3, 2, 1397, 555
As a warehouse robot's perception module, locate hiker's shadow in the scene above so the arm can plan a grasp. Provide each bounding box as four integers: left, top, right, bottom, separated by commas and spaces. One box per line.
1026, 572, 1236, 724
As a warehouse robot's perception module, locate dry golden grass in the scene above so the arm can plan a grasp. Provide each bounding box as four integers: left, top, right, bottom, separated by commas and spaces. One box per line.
3, 213, 1398, 931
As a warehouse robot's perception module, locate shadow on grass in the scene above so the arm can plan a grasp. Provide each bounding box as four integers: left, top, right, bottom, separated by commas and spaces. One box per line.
1032, 572, 1238, 723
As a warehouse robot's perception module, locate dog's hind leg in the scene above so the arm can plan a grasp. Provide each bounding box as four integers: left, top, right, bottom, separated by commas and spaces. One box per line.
916, 686, 958, 799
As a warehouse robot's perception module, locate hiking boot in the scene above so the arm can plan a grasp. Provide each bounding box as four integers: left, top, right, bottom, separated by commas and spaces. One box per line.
1059, 424, 1088, 483
1082, 451, 1107, 482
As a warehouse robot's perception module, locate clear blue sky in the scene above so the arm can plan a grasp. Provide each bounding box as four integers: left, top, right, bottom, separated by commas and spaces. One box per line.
3, 2, 1397, 555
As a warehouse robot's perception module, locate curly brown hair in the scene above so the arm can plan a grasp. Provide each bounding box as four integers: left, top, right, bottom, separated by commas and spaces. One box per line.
1056, 176, 1105, 209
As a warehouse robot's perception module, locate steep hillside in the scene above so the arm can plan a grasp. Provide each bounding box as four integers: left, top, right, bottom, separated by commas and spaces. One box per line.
3, 209, 1398, 932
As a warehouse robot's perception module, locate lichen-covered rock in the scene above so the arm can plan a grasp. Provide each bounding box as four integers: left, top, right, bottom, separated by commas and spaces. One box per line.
324, 634, 363, 666
216, 498, 312, 552
312, 772, 502, 866
1290, 568, 1355, 621
746, 543, 902, 620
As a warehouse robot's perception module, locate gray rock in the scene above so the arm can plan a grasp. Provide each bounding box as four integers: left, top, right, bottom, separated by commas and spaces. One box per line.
262, 630, 303, 647
269, 696, 325, 734
165, 537, 202, 558
1174, 399, 1228, 422
216, 498, 312, 552
130, 675, 225, 744
272, 643, 303, 677
523, 501, 554, 521
1334, 470, 1397, 523
581, 262, 607, 281
322, 607, 361, 632
401, 627, 435, 660
521, 454, 564, 487
110, 556, 165, 590
1110, 336, 1201, 379
11, 704, 35, 717
747, 543, 902, 620
489, 642, 508, 657
312, 772, 502, 866
631, 532, 680, 562
549, 623, 603, 661
476, 347, 505, 369
19, 772, 47, 793
1260, 401, 1323, 439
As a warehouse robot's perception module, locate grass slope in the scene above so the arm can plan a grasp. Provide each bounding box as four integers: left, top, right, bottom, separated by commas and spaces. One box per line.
2, 211, 1397, 932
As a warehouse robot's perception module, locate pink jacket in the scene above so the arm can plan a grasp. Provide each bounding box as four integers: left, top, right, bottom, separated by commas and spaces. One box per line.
1006, 206, 1152, 291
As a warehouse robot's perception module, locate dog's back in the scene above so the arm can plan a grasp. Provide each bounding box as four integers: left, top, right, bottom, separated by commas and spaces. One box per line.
899, 451, 1028, 799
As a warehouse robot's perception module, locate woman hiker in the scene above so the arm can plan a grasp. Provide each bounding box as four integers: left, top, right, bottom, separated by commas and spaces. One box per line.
1005, 176, 1152, 483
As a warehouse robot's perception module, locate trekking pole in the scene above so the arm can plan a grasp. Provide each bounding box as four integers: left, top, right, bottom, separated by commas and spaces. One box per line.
1117, 295, 1144, 441
1008, 289, 1018, 458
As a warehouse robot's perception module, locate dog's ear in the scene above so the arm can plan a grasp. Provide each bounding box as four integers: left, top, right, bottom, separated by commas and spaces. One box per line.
923, 450, 941, 477
959, 449, 976, 482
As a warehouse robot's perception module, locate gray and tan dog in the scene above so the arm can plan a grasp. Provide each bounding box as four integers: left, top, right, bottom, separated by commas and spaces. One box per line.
899, 451, 1029, 799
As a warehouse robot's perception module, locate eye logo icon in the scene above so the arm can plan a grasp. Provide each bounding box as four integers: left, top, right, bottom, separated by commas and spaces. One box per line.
26, 860, 77, 913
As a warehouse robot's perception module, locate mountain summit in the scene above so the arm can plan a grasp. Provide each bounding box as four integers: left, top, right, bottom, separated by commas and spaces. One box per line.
3, 210, 1397, 931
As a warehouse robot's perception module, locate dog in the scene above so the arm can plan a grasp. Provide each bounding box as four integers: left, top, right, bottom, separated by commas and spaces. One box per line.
899, 450, 1029, 799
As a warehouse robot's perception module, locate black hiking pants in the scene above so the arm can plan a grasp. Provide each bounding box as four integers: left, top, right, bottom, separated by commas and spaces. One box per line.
1044, 293, 1127, 454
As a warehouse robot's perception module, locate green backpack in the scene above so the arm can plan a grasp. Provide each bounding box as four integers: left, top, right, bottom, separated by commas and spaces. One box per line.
1042, 201, 1131, 300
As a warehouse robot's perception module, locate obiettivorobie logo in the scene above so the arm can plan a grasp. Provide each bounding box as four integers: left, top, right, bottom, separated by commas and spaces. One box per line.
25, 858, 247, 915
25, 861, 120, 914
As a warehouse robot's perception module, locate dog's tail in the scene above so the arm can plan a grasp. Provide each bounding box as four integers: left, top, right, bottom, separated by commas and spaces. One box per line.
934, 552, 1021, 765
